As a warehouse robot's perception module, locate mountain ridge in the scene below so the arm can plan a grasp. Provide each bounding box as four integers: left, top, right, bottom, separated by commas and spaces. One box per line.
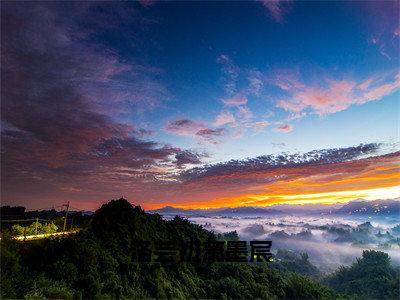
149, 199, 400, 216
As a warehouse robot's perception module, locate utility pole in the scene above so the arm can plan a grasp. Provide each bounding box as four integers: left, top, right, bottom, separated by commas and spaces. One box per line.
62, 201, 70, 232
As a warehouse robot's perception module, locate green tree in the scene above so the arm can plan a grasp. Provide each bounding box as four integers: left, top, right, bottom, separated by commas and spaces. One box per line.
42, 222, 58, 234
26, 221, 42, 235
325, 250, 399, 299
11, 224, 25, 236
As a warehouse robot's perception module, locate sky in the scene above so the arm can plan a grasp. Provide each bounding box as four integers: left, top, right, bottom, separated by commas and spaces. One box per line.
1, 1, 399, 210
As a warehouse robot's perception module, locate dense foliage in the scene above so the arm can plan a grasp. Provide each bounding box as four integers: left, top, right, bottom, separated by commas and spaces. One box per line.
325, 250, 400, 299
1, 198, 399, 299
11, 222, 58, 236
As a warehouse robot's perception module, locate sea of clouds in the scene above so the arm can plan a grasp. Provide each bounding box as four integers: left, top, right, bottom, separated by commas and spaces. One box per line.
184, 214, 400, 271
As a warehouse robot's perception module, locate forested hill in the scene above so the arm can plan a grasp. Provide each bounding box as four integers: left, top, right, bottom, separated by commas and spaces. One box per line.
1, 198, 399, 299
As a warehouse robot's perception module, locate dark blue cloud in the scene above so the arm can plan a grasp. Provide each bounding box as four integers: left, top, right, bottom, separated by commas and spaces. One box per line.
181, 143, 384, 182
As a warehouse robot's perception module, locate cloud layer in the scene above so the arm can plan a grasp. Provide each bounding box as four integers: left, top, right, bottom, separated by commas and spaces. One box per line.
157, 143, 399, 209
1, 3, 204, 207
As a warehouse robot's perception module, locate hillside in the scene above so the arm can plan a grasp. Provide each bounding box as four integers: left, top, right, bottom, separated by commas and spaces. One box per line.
1, 198, 399, 299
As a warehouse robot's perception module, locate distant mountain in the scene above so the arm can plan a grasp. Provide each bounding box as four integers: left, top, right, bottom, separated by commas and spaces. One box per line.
269, 229, 314, 240
212, 206, 285, 216
150, 206, 189, 215
269, 230, 290, 239
81, 210, 94, 216
148, 206, 219, 216
333, 200, 400, 216
149, 199, 400, 217
149, 205, 285, 216
270, 203, 344, 215
357, 221, 373, 231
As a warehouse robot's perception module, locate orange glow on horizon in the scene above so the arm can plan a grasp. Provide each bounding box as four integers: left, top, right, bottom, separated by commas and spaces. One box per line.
143, 153, 400, 210
145, 186, 400, 210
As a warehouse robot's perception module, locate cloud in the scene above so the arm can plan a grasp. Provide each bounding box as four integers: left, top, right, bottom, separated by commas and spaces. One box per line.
164, 119, 226, 144
182, 143, 383, 182
217, 54, 240, 95
158, 143, 399, 209
196, 128, 226, 144
185, 214, 400, 270
357, 74, 400, 103
175, 150, 205, 168
214, 105, 263, 138
217, 62, 397, 130
133, 128, 153, 138
0, 3, 201, 207
274, 72, 400, 117
216, 59, 270, 138
267, 69, 305, 91
164, 119, 204, 136
273, 124, 293, 133
222, 95, 248, 107
272, 142, 286, 148
2, 4, 136, 159
238, 106, 253, 120
196, 128, 225, 137
260, 0, 291, 23
253, 121, 270, 133
214, 111, 235, 126
247, 70, 264, 96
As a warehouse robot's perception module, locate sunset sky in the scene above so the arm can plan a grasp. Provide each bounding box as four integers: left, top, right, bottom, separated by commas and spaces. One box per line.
1, 1, 399, 210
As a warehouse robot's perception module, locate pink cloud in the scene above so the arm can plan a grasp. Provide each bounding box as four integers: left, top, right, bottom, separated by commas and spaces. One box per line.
275, 72, 400, 116
196, 128, 226, 145
267, 69, 305, 91
273, 124, 293, 133
357, 74, 400, 104
232, 128, 245, 139
260, 0, 290, 23
196, 128, 225, 137
214, 111, 235, 126
222, 95, 248, 107
247, 70, 264, 96
237, 106, 253, 120
357, 78, 374, 91
164, 119, 204, 136
164, 119, 226, 144
217, 54, 240, 95
253, 121, 270, 133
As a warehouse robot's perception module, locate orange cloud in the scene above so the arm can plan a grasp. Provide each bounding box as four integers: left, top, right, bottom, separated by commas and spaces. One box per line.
146, 151, 400, 209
